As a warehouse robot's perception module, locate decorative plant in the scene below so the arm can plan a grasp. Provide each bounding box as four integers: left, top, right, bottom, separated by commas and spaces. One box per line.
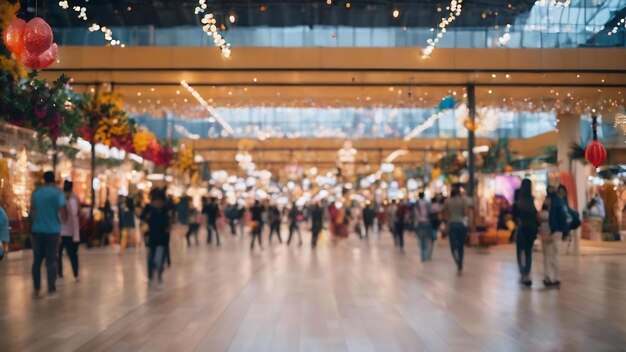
567, 142, 587, 164
538, 145, 558, 165
480, 138, 512, 173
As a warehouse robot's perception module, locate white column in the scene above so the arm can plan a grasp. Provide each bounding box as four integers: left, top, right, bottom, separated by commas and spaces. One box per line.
556, 113, 589, 255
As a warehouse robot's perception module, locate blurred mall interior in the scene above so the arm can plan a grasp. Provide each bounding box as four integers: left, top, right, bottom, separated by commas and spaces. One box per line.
0, 0, 625, 350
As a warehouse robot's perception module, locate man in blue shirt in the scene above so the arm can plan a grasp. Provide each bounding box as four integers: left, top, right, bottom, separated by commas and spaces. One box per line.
30, 171, 67, 297
0, 206, 9, 260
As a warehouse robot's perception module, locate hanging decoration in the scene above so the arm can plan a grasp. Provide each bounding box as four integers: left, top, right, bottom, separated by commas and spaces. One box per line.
421, 0, 463, 58
132, 129, 157, 154
0, 73, 82, 141
615, 111, 626, 136
0, 1, 26, 79
584, 115, 607, 168
57, 1, 125, 47
2, 15, 59, 70
173, 144, 199, 178
180, 80, 234, 134
194, 0, 232, 58
405, 96, 457, 141
80, 92, 134, 147
2, 17, 24, 55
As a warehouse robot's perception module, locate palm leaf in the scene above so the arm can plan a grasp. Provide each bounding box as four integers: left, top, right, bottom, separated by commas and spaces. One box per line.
568, 142, 587, 164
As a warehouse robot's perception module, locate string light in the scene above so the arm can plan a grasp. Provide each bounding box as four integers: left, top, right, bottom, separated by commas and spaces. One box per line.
58, 1, 125, 47
607, 17, 625, 36
615, 111, 626, 136
195, 1, 232, 58
422, 0, 462, 58
180, 80, 234, 135
534, 0, 571, 7
404, 110, 447, 141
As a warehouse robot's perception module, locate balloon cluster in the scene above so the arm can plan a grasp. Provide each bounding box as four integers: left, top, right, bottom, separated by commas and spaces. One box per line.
3, 16, 58, 70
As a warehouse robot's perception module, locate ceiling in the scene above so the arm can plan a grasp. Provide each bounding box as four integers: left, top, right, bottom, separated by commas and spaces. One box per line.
26, 0, 538, 28
41, 47, 626, 114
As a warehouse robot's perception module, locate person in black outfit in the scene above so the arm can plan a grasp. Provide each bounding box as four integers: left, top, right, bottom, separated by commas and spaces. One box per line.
512, 179, 539, 287
310, 201, 324, 249
202, 197, 221, 246
362, 202, 375, 238
140, 188, 171, 287
225, 203, 238, 236
394, 202, 408, 253
236, 203, 246, 237
249, 200, 265, 250
268, 203, 283, 244
287, 202, 303, 246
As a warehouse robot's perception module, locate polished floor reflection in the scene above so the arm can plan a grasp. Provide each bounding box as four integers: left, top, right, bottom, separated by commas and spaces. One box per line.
1, 228, 625, 352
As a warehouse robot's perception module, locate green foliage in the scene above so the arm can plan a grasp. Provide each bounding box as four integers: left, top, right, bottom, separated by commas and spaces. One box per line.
480, 138, 512, 173
437, 150, 466, 176
0, 71, 86, 142
568, 142, 587, 164
538, 145, 558, 165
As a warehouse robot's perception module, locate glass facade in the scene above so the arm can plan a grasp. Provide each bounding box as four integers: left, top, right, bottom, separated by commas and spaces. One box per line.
54, 2, 626, 48
131, 107, 557, 140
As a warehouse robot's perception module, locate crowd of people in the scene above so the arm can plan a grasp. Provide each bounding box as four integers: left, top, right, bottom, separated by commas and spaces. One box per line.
3, 171, 583, 298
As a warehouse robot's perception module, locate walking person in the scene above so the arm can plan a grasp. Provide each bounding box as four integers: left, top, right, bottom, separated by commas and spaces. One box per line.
185, 206, 201, 246
362, 202, 375, 238
236, 202, 246, 237
140, 188, 171, 288
394, 201, 408, 253
287, 202, 303, 246
543, 186, 567, 287
268, 203, 283, 244
0, 205, 10, 261
415, 192, 434, 262
310, 201, 324, 249
202, 197, 221, 246
443, 185, 471, 275
58, 180, 81, 281
249, 200, 265, 250
557, 185, 580, 254
119, 197, 136, 254
512, 179, 539, 287
387, 200, 398, 244
30, 171, 67, 298
225, 202, 238, 236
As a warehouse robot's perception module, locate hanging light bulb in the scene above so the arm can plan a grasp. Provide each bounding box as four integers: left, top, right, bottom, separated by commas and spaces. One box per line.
228, 12, 237, 24
392, 8, 400, 18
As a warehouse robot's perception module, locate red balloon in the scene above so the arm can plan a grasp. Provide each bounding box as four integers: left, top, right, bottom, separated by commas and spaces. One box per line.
21, 49, 42, 70
2, 18, 26, 55
39, 43, 58, 69
23, 17, 53, 56
584, 140, 607, 168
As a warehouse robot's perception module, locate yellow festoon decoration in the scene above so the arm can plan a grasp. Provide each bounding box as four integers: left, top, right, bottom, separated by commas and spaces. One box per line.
84, 92, 131, 146
174, 145, 199, 173
132, 130, 156, 154
94, 115, 131, 146
0, 1, 20, 31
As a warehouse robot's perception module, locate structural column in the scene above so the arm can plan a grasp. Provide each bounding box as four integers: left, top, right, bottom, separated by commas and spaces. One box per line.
467, 84, 476, 197
556, 112, 588, 256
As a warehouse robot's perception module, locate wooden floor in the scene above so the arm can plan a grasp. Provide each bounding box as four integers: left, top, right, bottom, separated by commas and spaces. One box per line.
1, 226, 625, 352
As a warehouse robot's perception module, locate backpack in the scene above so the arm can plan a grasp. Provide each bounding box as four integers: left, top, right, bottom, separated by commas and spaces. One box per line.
562, 205, 580, 240
568, 208, 581, 231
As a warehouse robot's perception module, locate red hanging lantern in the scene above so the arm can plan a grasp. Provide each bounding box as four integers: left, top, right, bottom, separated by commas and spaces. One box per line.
23, 17, 53, 56
38, 43, 58, 69
21, 49, 42, 70
2, 18, 26, 56
584, 115, 607, 168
